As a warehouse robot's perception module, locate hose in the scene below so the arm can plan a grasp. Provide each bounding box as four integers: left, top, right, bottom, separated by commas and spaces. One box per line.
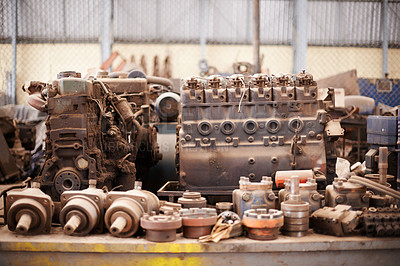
146, 76, 173, 89
348, 176, 400, 200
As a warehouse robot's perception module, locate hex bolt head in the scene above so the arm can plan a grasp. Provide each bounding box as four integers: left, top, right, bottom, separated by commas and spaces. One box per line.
336, 195, 345, 204
242, 193, 252, 202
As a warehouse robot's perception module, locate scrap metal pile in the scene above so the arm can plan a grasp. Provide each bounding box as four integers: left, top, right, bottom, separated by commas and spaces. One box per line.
2, 71, 400, 242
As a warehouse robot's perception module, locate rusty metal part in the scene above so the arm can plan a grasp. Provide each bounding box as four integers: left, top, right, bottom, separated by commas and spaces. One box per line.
23, 71, 161, 201
280, 177, 310, 237
59, 180, 106, 236
6, 182, 54, 234
326, 178, 371, 210
199, 211, 242, 242
310, 205, 362, 237
155, 92, 180, 122
363, 207, 400, 237
0, 129, 20, 182
180, 208, 217, 238
233, 176, 275, 218
216, 202, 233, 214
275, 170, 314, 189
178, 72, 341, 194
140, 212, 182, 242
160, 201, 182, 214
104, 187, 160, 237
242, 209, 284, 240
279, 178, 323, 214
177, 191, 207, 208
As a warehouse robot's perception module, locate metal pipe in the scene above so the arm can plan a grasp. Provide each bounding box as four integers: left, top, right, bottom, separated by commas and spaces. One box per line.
290, 176, 300, 195
253, 0, 261, 73
349, 176, 400, 200
101, 0, 113, 70
110, 216, 128, 234
292, 0, 308, 74
378, 147, 388, 186
11, 0, 17, 104
16, 213, 32, 233
64, 215, 81, 235
381, 0, 388, 77
146, 76, 173, 89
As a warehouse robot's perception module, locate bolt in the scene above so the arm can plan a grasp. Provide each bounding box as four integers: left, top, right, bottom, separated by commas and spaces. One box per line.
336, 195, 345, 204
185, 135, 192, 141
242, 193, 252, 202
225, 137, 232, 143
311, 193, 320, 201
248, 136, 254, 142
267, 193, 276, 201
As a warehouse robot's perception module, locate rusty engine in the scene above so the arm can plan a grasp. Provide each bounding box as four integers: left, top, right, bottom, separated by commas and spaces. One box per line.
177, 72, 343, 193
24, 71, 161, 201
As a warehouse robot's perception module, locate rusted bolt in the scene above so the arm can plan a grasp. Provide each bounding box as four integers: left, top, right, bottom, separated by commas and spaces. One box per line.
242, 193, 252, 202
336, 195, 346, 204
185, 135, 192, 141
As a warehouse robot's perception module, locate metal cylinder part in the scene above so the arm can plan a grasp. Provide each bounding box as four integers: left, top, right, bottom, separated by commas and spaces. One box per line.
378, 147, 388, 186
280, 176, 310, 237
105, 198, 144, 237
242, 209, 284, 240
60, 196, 100, 236
216, 202, 233, 214
180, 208, 218, 238
160, 201, 182, 214
155, 92, 180, 121
178, 191, 207, 208
105, 189, 160, 237
6, 183, 54, 235
141, 212, 182, 242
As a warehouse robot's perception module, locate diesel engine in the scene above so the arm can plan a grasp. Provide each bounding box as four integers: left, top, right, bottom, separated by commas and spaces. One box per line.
177, 72, 343, 193
24, 71, 161, 200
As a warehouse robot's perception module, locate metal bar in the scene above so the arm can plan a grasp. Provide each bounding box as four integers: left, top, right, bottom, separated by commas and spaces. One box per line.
292, 0, 308, 74
253, 0, 260, 73
11, 0, 17, 105
101, 0, 113, 69
381, 0, 388, 77
199, 0, 206, 60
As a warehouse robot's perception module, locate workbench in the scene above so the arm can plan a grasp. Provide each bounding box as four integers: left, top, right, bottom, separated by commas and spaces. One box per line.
0, 226, 399, 265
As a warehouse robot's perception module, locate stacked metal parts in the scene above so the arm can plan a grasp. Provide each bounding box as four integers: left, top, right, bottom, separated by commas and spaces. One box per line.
280, 176, 310, 237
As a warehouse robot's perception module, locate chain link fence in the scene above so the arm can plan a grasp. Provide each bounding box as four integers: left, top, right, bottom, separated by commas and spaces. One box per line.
0, 0, 399, 105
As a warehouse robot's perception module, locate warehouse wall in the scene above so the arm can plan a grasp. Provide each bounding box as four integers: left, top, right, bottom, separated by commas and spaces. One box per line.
1, 43, 400, 104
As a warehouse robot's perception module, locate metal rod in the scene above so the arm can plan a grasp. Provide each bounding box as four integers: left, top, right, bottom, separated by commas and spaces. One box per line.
378, 147, 388, 186
64, 215, 81, 235
381, 0, 388, 77
11, 0, 18, 105
292, 0, 307, 74
101, 0, 114, 70
111, 216, 128, 234
253, 0, 260, 73
16, 213, 32, 233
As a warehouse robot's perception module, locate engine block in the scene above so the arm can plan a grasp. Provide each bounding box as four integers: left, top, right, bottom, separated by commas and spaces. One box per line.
177, 72, 342, 192
25, 71, 161, 201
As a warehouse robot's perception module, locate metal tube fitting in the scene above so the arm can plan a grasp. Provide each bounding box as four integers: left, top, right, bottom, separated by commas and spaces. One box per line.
64, 214, 82, 235
110, 216, 128, 235
16, 213, 32, 234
